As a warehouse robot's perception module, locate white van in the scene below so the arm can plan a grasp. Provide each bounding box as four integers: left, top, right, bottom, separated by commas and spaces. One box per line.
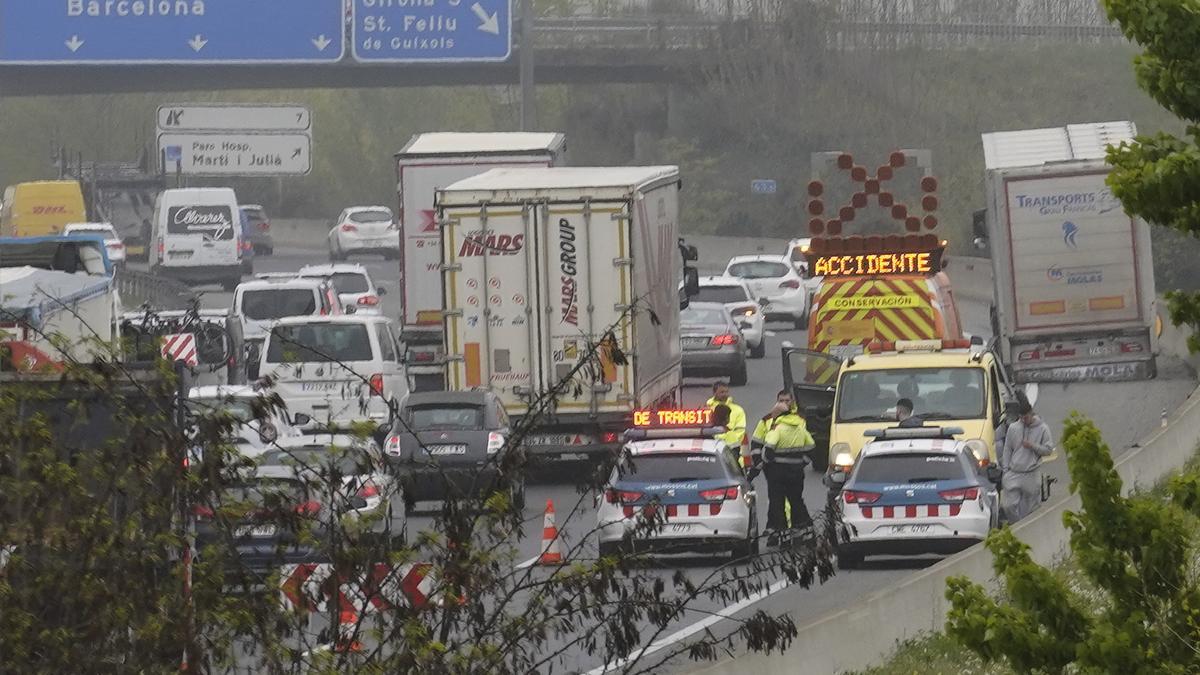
259, 315, 407, 429
150, 188, 243, 291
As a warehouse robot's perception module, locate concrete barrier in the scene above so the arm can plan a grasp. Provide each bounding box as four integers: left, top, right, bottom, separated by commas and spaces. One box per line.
694, 312, 1199, 675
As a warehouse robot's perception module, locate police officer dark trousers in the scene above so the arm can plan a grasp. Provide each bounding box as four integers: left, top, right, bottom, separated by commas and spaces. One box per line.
763, 421, 816, 534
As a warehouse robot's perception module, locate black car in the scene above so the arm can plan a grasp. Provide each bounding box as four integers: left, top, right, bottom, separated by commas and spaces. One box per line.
384, 391, 525, 511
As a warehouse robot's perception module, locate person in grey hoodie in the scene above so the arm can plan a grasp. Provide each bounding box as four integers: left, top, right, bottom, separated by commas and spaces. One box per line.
999, 400, 1054, 522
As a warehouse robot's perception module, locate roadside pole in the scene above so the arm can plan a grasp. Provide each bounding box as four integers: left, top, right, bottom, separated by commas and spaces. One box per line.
519, 0, 536, 131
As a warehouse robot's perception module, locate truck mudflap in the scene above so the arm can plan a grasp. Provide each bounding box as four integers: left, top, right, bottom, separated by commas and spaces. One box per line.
1008, 330, 1156, 383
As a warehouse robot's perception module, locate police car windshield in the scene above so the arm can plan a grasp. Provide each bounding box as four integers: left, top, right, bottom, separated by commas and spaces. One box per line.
618, 452, 727, 481
854, 452, 969, 484
836, 367, 985, 423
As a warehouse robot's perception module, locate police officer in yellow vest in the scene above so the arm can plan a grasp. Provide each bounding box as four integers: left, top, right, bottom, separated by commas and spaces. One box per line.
749, 389, 804, 476
758, 390, 815, 542
710, 404, 746, 465
707, 382, 748, 463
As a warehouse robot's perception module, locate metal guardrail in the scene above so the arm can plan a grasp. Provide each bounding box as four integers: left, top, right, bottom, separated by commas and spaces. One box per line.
116, 268, 198, 311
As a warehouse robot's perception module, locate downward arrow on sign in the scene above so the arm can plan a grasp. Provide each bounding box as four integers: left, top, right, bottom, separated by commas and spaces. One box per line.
471, 2, 500, 35
188, 34, 207, 52
65, 35, 84, 52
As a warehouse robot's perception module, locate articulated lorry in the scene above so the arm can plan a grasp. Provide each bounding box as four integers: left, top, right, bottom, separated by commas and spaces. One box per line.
57, 152, 166, 260
435, 166, 686, 462
395, 133, 567, 391
978, 122, 1157, 383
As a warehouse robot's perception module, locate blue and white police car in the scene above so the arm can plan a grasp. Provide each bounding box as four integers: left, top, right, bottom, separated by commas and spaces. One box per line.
597, 409, 758, 559
832, 426, 998, 569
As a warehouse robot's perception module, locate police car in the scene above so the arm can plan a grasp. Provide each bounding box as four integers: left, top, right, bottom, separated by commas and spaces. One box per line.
832, 426, 998, 569
597, 408, 758, 559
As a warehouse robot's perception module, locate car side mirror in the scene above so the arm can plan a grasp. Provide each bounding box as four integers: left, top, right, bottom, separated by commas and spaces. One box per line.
377, 287, 387, 296
682, 267, 700, 298
969, 334, 984, 346
345, 305, 358, 314
828, 470, 847, 486
293, 413, 312, 427
347, 496, 369, 510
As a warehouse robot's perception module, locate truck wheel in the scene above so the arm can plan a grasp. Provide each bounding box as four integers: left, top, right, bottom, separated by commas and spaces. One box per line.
750, 339, 766, 359
730, 363, 749, 387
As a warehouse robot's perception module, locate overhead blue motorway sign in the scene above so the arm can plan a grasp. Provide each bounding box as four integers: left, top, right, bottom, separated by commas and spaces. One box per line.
353, 0, 512, 63
0, 1, 345, 64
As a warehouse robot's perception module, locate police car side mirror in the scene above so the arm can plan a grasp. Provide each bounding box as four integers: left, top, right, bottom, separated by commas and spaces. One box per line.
828, 470, 847, 486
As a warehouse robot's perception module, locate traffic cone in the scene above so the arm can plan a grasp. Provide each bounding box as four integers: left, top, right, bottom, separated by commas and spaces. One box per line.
538, 499, 564, 565
333, 609, 363, 653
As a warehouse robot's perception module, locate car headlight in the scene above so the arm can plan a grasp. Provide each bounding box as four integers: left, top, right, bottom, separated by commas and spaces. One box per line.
258, 422, 278, 444
831, 442, 853, 469
964, 439, 989, 466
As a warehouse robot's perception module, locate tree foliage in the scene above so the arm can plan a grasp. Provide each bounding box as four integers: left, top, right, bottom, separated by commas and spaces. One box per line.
1103, 0, 1200, 350
945, 414, 1200, 673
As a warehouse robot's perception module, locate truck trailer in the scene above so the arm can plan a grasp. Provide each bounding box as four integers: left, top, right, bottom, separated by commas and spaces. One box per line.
979, 122, 1157, 383
395, 132, 567, 392
435, 166, 683, 462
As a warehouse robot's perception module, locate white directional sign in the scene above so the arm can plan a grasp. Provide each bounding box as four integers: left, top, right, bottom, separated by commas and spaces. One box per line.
158, 133, 312, 176
157, 105, 311, 132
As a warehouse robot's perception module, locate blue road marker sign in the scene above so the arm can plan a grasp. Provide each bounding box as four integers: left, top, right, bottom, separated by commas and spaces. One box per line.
751, 179, 778, 195
164, 145, 183, 163
353, 0, 512, 63
0, 1, 345, 64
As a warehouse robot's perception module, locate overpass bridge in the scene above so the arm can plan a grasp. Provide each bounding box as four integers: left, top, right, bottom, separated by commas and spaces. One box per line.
0, 3, 1124, 95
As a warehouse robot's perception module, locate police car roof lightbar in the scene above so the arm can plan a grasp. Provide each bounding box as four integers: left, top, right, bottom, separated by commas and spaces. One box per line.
864, 426, 965, 440
623, 426, 727, 441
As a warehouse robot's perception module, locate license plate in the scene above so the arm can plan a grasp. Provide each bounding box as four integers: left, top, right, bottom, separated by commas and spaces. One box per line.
528, 434, 589, 446
555, 452, 588, 461
235, 524, 276, 538
1089, 345, 1115, 357
668, 523, 695, 533
682, 337, 710, 349
168, 250, 193, 258
301, 382, 340, 392
888, 523, 932, 535
428, 444, 467, 455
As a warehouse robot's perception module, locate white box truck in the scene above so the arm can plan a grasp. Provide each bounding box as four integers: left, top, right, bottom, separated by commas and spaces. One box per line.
980, 122, 1157, 383
436, 166, 684, 461
395, 132, 567, 391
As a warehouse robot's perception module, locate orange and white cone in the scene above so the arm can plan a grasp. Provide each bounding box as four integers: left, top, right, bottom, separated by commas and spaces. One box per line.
538, 499, 564, 565
333, 608, 363, 653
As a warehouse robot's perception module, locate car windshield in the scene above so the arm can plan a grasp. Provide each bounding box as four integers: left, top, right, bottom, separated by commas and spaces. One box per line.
259, 447, 373, 475
407, 405, 484, 430
324, 272, 370, 294
617, 452, 728, 481
349, 210, 392, 224
186, 397, 257, 422
265, 323, 373, 363
219, 478, 308, 508
241, 289, 318, 321
854, 452, 967, 484
836, 367, 986, 423
728, 261, 790, 279
681, 306, 729, 327
694, 286, 748, 304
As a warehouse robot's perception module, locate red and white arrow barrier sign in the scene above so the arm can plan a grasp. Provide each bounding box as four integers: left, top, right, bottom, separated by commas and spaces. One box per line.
280, 562, 438, 615
160, 332, 198, 367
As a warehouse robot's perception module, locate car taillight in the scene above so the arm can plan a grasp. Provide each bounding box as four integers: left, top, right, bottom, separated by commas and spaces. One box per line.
259, 221, 271, 232
384, 434, 402, 457
341, 223, 357, 233
842, 490, 881, 504
779, 279, 801, 289
357, 483, 380, 499
108, 242, 124, 250
699, 486, 739, 501
601, 431, 618, 444
192, 505, 214, 520
294, 501, 322, 517
939, 487, 980, 502
369, 373, 384, 396
711, 334, 739, 346
487, 432, 504, 454
358, 295, 380, 306
157, 241, 164, 257
604, 489, 643, 504
412, 351, 436, 363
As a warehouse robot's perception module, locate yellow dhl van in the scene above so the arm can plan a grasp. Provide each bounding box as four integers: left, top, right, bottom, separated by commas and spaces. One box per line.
782, 339, 1022, 472
1, 181, 87, 237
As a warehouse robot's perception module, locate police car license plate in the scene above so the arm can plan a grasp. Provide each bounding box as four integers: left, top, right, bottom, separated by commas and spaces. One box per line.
887, 524, 932, 535
235, 524, 276, 538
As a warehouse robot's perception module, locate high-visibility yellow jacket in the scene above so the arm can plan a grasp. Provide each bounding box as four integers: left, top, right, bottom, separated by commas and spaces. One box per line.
765, 417, 816, 465
708, 396, 748, 461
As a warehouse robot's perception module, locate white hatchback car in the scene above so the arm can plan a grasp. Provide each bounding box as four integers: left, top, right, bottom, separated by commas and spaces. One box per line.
692, 276, 765, 358
328, 206, 399, 261
258, 315, 408, 430
297, 263, 386, 315
833, 427, 998, 569
186, 385, 308, 459
724, 255, 810, 329
64, 222, 125, 266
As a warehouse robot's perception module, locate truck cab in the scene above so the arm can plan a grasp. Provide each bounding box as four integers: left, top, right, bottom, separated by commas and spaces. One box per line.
782, 339, 1020, 474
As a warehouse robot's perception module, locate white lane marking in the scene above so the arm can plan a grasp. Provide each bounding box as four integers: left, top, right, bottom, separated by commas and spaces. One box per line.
582, 578, 790, 674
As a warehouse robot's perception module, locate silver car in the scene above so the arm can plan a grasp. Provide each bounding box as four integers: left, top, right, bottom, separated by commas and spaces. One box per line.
680, 302, 749, 386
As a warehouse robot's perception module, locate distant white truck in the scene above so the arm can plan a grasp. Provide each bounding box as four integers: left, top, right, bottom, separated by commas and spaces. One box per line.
978, 122, 1157, 383
395, 132, 567, 391
435, 166, 687, 462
